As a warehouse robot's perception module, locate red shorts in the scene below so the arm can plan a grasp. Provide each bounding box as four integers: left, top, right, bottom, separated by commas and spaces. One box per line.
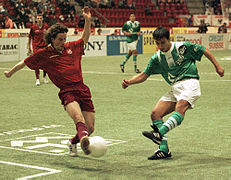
59, 88, 95, 112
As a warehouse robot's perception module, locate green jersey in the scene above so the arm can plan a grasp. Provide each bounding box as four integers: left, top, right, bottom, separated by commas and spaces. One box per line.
122, 20, 140, 43
144, 41, 206, 85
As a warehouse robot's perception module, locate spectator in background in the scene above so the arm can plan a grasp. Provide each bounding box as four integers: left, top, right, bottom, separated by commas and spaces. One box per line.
65, 17, 74, 28
49, 14, 57, 26
197, 20, 208, 33
94, 17, 101, 27
106, 0, 115, 8
97, 28, 102, 35
30, 6, 38, 23
145, 5, 153, 16
218, 22, 227, 33
4, 14, 14, 29
111, 29, 119, 35
13, 14, 25, 29
127, 0, 135, 9
0, 2, 6, 13
68, 9, 76, 21
78, 15, 85, 28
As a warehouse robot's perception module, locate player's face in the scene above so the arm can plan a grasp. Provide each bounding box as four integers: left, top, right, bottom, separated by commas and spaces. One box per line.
130, 14, 135, 22
36, 16, 43, 24
52, 33, 67, 51
155, 37, 171, 52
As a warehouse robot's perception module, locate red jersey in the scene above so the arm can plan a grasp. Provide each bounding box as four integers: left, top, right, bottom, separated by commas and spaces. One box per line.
24, 39, 87, 93
29, 23, 49, 50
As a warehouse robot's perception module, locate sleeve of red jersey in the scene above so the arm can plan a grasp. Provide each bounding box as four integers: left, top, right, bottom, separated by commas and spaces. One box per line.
29, 26, 33, 39
24, 52, 42, 70
69, 38, 85, 55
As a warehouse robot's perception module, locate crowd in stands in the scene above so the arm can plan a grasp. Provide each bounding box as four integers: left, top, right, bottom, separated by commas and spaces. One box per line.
0, 0, 190, 29
0, 0, 225, 30
204, 0, 222, 15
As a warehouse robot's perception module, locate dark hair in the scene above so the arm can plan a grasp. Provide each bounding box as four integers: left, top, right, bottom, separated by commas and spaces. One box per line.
130, 12, 135, 16
152, 26, 170, 40
44, 23, 68, 44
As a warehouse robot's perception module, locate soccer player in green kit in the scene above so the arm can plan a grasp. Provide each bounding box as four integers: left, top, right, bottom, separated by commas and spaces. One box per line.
120, 13, 141, 73
122, 26, 224, 160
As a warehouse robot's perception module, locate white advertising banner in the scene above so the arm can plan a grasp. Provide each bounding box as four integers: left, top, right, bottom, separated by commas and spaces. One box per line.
175, 33, 228, 50
193, 15, 211, 26
0, 38, 20, 62
175, 34, 203, 45
0, 35, 107, 62
67, 35, 107, 57
193, 15, 229, 27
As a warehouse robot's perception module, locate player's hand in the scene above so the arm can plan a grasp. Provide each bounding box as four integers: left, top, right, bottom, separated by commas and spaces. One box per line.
216, 65, 224, 77
136, 32, 141, 35
122, 79, 130, 89
4, 71, 11, 78
28, 48, 32, 54
82, 6, 91, 20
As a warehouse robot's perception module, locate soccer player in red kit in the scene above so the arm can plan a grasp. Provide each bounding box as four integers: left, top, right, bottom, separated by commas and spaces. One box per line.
28, 14, 49, 86
5, 7, 93, 156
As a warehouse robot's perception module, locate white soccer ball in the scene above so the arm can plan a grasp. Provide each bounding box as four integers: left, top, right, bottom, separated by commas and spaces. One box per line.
89, 136, 107, 157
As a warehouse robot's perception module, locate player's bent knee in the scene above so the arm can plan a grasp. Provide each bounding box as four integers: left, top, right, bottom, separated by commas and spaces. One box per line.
151, 111, 161, 121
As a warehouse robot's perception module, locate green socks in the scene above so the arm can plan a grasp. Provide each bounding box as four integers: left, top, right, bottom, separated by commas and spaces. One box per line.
122, 54, 131, 66
159, 112, 184, 136
133, 56, 137, 70
152, 112, 184, 154
153, 120, 169, 154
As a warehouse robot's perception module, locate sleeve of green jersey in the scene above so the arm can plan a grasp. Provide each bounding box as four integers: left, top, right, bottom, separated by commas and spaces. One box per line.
143, 54, 161, 76
122, 23, 127, 31
184, 41, 206, 61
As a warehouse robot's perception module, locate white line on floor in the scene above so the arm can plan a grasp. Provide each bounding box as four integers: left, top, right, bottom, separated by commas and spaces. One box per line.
0, 160, 61, 180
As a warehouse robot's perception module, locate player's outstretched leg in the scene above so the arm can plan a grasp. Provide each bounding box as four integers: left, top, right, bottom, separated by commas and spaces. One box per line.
142, 124, 163, 145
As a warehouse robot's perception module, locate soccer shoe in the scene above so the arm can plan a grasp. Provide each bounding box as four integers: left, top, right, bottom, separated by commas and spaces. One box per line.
67, 140, 78, 157
80, 135, 91, 155
142, 124, 163, 145
120, 64, 125, 73
43, 77, 49, 84
148, 149, 172, 160
35, 79, 40, 86
135, 68, 141, 73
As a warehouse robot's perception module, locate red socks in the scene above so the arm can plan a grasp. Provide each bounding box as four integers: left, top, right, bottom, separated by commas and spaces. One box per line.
70, 134, 79, 144
75, 122, 88, 143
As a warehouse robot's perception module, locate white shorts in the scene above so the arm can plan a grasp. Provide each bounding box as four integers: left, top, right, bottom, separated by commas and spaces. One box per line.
160, 79, 201, 108
127, 40, 138, 51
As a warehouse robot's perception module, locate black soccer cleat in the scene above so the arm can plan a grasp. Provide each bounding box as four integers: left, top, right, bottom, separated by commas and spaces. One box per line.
120, 64, 125, 73
148, 149, 172, 160
142, 124, 163, 145
135, 68, 141, 73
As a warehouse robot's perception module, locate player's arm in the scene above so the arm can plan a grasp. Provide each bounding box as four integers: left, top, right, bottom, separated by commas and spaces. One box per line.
81, 6, 91, 44
122, 72, 149, 89
4, 60, 26, 78
203, 48, 224, 77
122, 30, 132, 36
